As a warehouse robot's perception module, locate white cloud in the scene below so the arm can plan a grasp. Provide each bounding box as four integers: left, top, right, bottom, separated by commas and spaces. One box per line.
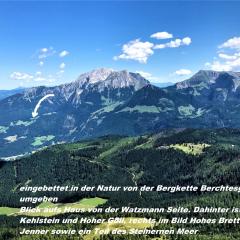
59, 50, 69, 57
136, 70, 160, 81
10, 70, 60, 84
218, 53, 237, 60
41, 48, 48, 53
205, 61, 232, 71
166, 39, 182, 48
182, 37, 192, 45
205, 58, 240, 72
34, 77, 46, 82
150, 32, 173, 40
218, 52, 240, 61
114, 39, 154, 63
175, 69, 192, 76
136, 71, 152, 79
33, 73, 57, 83
10, 72, 34, 81
39, 61, 44, 66
152, 44, 165, 49
219, 37, 240, 49
114, 34, 192, 63
229, 57, 240, 68
46, 75, 57, 83
59, 63, 66, 69
154, 37, 192, 49
38, 47, 56, 59
206, 37, 240, 72
36, 71, 42, 76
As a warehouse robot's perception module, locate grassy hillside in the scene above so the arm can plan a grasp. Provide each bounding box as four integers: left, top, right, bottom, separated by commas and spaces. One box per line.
0, 197, 107, 217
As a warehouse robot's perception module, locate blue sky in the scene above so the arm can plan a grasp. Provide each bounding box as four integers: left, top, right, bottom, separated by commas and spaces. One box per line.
0, 1, 240, 89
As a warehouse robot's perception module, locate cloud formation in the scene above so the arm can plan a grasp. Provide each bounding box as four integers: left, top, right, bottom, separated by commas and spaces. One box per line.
59, 63, 66, 69
136, 70, 160, 82
10, 72, 34, 81
114, 33, 192, 63
219, 37, 240, 50
154, 37, 191, 49
59, 50, 69, 57
175, 69, 192, 76
206, 37, 240, 71
38, 47, 56, 59
10, 70, 62, 84
114, 39, 154, 63
218, 53, 239, 60
10, 46, 69, 87
150, 32, 173, 40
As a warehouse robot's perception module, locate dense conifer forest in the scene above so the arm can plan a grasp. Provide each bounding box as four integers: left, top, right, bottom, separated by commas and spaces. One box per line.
1, 128, 240, 239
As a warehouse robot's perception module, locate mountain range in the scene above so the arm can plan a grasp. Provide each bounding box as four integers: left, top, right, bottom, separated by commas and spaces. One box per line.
1, 68, 240, 158
0, 87, 25, 100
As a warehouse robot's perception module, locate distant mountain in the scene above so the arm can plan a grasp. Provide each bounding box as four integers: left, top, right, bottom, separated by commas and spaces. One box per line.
176, 70, 240, 89
1, 69, 240, 158
0, 87, 25, 100
0, 68, 149, 158
151, 82, 174, 88
79, 70, 240, 136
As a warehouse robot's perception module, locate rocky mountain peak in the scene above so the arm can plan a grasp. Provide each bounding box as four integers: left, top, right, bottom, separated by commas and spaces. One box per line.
74, 68, 149, 91
176, 70, 221, 89
21, 68, 150, 103
102, 70, 149, 90
76, 68, 114, 85
176, 70, 240, 90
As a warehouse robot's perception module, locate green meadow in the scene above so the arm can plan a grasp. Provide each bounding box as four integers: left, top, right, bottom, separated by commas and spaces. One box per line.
0, 197, 107, 217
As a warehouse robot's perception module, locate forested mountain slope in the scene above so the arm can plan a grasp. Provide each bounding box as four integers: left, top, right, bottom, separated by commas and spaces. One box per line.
0, 129, 240, 239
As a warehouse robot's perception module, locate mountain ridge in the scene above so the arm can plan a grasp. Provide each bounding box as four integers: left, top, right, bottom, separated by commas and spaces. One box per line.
22, 68, 149, 102
0, 87, 25, 101
176, 69, 240, 90
1, 68, 240, 158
